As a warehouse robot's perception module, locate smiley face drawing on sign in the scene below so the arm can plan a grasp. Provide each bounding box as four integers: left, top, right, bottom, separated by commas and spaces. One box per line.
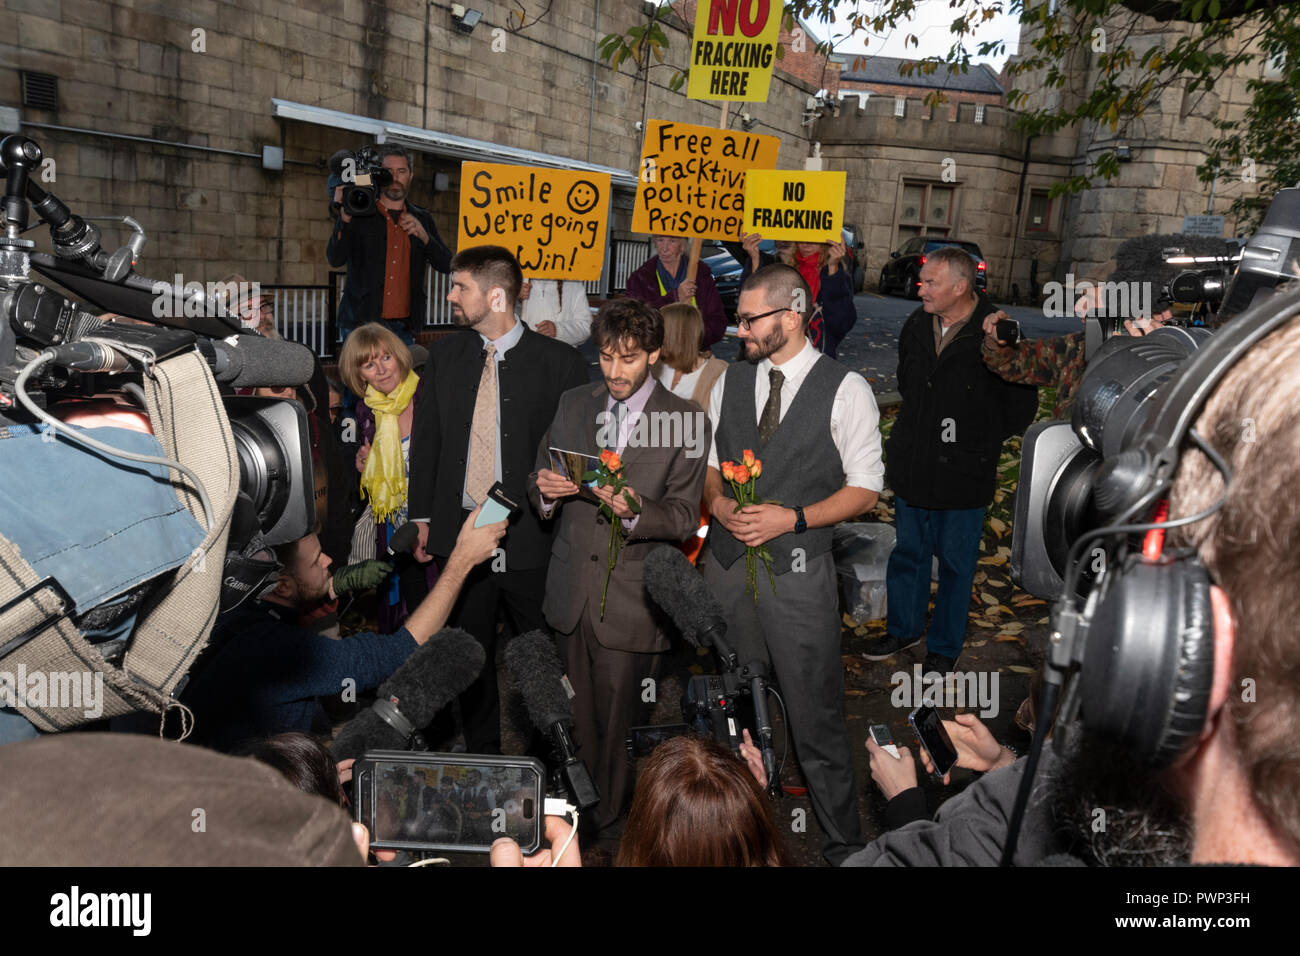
566, 179, 601, 215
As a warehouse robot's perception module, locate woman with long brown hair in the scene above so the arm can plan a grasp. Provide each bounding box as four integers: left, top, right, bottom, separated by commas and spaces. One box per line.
617, 735, 789, 866
655, 303, 728, 410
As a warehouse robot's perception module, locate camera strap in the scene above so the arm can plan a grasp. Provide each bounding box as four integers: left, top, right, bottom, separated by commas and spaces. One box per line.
0, 351, 239, 732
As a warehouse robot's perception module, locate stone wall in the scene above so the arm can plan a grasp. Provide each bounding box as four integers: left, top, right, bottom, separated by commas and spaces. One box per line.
2, 0, 829, 292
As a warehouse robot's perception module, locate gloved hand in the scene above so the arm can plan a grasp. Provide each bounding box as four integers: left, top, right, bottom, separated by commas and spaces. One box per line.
330, 559, 393, 597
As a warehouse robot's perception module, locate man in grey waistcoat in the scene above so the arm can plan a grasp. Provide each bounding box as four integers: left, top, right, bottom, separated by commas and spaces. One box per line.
702, 263, 885, 865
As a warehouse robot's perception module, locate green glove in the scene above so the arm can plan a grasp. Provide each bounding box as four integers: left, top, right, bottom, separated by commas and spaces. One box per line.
331, 559, 393, 596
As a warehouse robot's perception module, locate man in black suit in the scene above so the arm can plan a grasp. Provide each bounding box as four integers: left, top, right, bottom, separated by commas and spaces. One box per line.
409, 246, 589, 754
326, 145, 453, 344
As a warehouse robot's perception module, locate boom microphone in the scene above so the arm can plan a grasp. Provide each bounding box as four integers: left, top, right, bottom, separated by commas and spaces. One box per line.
503, 630, 600, 811
199, 335, 316, 389
330, 628, 485, 761
643, 546, 730, 659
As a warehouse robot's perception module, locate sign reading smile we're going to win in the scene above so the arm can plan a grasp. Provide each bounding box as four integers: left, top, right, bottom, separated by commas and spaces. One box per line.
458, 162, 610, 281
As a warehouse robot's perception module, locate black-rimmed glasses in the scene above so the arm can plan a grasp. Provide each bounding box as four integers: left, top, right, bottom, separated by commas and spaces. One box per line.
736, 307, 788, 330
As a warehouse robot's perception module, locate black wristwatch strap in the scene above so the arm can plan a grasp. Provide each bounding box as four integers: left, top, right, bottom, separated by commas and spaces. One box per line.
793, 505, 807, 534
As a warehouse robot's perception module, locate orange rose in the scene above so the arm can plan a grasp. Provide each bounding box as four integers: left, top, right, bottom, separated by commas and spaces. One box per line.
605, 452, 622, 472
742, 449, 755, 468
600, 449, 613, 466
721, 461, 735, 482
750, 459, 762, 479
732, 464, 750, 484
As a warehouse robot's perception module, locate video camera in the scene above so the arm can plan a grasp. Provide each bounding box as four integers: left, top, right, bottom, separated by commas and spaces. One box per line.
0, 134, 316, 731
1014, 188, 1300, 601
327, 145, 392, 218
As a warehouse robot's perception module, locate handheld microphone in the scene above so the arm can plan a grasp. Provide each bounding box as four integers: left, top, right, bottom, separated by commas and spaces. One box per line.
503, 630, 600, 811
330, 628, 485, 761
387, 522, 421, 556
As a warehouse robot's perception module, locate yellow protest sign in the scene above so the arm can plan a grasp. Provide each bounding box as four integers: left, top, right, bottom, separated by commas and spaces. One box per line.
688, 0, 782, 101
633, 120, 780, 241
458, 162, 609, 281
743, 170, 846, 243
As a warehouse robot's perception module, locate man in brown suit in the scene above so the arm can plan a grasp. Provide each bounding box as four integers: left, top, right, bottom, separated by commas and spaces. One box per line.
529, 298, 710, 843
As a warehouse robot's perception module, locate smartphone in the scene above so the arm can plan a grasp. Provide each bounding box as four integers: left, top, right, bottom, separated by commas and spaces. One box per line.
908, 705, 958, 777
869, 722, 900, 759
352, 751, 545, 854
474, 481, 521, 528
995, 318, 1021, 346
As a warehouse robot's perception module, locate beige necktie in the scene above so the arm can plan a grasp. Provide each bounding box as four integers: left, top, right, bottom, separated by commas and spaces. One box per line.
465, 343, 497, 504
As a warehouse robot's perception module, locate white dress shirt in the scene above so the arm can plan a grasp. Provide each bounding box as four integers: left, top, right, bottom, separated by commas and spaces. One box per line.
518, 279, 592, 347
706, 338, 884, 492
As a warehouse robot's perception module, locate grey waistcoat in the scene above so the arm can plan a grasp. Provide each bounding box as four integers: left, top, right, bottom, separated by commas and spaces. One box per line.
710, 355, 848, 574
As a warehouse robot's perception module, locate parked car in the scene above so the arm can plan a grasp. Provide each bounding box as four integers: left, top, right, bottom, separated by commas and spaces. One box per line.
879, 237, 988, 298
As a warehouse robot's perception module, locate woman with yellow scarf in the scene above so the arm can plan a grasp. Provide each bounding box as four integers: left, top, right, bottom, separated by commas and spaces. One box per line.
340, 323, 437, 633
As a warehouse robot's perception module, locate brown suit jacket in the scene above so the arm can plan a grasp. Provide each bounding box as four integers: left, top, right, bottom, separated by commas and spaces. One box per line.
529, 380, 710, 652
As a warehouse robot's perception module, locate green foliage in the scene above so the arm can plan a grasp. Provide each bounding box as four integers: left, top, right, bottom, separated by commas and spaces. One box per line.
598, 0, 1298, 218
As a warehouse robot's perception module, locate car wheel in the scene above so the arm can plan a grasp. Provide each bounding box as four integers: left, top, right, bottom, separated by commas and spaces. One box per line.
878, 269, 891, 296
906, 270, 921, 299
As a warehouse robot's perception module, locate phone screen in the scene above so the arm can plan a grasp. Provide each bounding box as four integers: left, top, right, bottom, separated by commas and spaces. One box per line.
366, 758, 541, 852
909, 706, 958, 776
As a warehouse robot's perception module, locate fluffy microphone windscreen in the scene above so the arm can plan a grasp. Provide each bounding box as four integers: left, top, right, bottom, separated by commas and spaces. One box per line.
643, 545, 725, 648
330, 628, 484, 760
503, 630, 572, 730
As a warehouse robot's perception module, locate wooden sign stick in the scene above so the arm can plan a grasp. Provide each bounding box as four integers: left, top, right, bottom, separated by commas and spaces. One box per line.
685, 100, 731, 285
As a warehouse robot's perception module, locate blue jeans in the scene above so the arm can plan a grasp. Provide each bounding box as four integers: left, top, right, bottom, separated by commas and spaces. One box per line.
886, 494, 986, 660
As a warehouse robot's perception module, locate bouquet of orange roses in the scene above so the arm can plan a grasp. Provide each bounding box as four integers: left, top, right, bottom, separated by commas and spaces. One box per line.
720, 449, 777, 602
582, 448, 640, 620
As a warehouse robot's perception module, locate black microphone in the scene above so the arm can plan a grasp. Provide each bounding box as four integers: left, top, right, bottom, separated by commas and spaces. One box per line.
503, 630, 600, 811
643, 546, 731, 661
330, 628, 485, 761
643, 546, 779, 795
387, 522, 421, 556
197, 335, 316, 389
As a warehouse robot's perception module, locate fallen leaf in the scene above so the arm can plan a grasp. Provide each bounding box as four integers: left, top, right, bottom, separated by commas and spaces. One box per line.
988, 517, 1007, 535
980, 591, 999, 605
973, 619, 996, 628
1037, 616, 1050, 625
1007, 665, 1035, 674
995, 634, 1021, 642
973, 571, 987, 584
845, 688, 868, 697
967, 640, 987, 648
1013, 596, 1047, 607
998, 622, 1024, 633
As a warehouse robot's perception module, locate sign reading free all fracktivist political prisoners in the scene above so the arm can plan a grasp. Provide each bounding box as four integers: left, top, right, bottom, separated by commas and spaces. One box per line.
687, 0, 782, 101
743, 170, 846, 243
633, 120, 780, 242
458, 162, 610, 281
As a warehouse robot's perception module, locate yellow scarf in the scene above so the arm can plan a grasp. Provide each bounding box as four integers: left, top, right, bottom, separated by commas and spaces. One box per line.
360, 370, 419, 524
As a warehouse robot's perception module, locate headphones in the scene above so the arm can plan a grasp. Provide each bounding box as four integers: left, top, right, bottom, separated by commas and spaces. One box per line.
1060, 283, 1300, 767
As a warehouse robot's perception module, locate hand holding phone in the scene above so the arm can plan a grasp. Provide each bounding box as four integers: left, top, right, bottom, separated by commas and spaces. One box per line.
909, 705, 959, 778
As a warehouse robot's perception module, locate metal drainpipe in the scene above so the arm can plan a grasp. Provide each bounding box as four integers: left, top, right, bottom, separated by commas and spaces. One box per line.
586, 0, 601, 165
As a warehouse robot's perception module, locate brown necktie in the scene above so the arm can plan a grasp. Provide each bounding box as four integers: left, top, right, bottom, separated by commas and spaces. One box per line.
465, 343, 497, 504
758, 368, 784, 447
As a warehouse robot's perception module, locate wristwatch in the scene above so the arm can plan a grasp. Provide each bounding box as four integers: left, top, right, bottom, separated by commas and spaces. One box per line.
793, 505, 807, 534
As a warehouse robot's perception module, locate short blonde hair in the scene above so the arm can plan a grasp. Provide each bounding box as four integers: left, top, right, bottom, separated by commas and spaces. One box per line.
338, 323, 413, 396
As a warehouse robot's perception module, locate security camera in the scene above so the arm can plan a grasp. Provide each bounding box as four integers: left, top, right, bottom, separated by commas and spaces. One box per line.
635, 120, 644, 132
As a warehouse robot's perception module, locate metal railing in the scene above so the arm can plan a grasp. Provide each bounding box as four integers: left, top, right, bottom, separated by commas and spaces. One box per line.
266, 244, 642, 357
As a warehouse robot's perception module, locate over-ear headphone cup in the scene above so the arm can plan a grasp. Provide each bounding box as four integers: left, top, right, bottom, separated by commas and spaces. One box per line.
1081, 557, 1215, 766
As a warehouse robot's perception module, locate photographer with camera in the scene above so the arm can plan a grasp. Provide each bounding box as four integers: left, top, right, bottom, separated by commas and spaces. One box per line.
327, 145, 453, 344
177, 507, 505, 753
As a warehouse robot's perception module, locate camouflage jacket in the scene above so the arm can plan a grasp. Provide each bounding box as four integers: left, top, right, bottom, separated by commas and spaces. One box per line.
981, 332, 1084, 420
